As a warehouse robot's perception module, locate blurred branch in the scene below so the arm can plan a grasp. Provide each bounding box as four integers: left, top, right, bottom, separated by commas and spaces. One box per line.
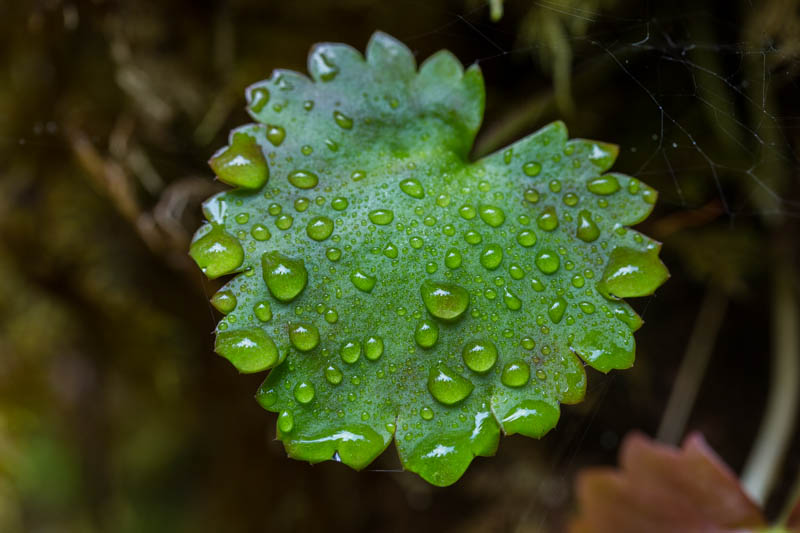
657, 282, 728, 445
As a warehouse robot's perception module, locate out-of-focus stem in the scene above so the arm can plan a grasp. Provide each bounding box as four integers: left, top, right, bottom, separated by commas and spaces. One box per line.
657, 283, 728, 445
741, 256, 799, 506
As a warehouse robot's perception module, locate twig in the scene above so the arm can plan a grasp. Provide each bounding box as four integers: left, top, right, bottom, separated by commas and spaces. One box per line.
741, 253, 799, 506
656, 283, 728, 445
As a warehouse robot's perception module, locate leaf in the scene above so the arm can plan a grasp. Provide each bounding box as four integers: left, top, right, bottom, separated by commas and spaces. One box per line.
189, 32, 668, 486
570, 432, 768, 533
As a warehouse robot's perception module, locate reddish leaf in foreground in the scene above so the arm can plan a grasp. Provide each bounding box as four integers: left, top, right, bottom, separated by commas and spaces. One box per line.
570, 432, 767, 533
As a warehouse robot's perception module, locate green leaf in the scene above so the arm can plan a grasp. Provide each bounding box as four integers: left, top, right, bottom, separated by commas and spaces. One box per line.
189, 31, 668, 486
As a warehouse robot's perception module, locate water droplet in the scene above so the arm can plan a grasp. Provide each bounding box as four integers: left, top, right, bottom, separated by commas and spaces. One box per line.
501, 360, 530, 388
444, 248, 462, 269
587, 175, 620, 195
275, 214, 293, 230
563, 192, 579, 206
211, 290, 237, 314
266, 125, 285, 146
399, 178, 424, 199
289, 323, 320, 351
571, 274, 585, 288
326, 247, 342, 261
479, 205, 505, 227
537, 207, 559, 231
268, 203, 282, 216
333, 110, 354, 129
421, 407, 434, 420
278, 410, 294, 433
535, 250, 560, 274
248, 87, 270, 113
215, 328, 278, 372
383, 243, 398, 259
351, 170, 366, 181
462, 339, 498, 373
576, 210, 600, 242
340, 340, 362, 364
597, 247, 669, 298
549, 179, 562, 193
331, 197, 348, 211
503, 287, 522, 311
251, 224, 271, 241
261, 251, 307, 302
427, 364, 474, 405
306, 216, 334, 241
459, 204, 477, 220
421, 281, 470, 322
294, 381, 316, 404
209, 133, 268, 190
579, 301, 596, 314
364, 336, 384, 361
517, 230, 537, 247
350, 269, 376, 292
642, 187, 657, 204
464, 230, 482, 245
368, 209, 394, 225
235, 213, 249, 224
535, 369, 547, 381
480, 244, 503, 270
509, 264, 525, 280
436, 194, 450, 207
288, 169, 318, 189
312, 52, 339, 81
548, 297, 567, 323
324, 364, 344, 385
190, 225, 244, 279
409, 313, 441, 349
523, 161, 542, 176
524, 188, 540, 203
254, 301, 272, 322
324, 308, 338, 323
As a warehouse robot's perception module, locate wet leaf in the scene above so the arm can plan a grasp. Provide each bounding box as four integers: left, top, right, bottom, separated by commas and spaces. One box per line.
189, 32, 668, 486
570, 432, 768, 533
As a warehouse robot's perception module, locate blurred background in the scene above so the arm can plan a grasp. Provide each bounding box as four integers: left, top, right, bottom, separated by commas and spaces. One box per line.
1, 0, 799, 531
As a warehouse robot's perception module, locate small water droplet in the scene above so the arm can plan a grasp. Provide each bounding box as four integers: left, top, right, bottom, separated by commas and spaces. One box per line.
535, 250, 560, 274
523, 161, 542, 176
479, 205, 505, 227
576, 210, 600, 242
524, 188, 540, 203
266, 125, 285, 146
421, 280, 470, 322
368, 209, 394, 225
294, 381, 316, 404
427, 364, 474, 405
326, 247, 342, 261
190, 225, 244, 279
548, 297, 567, 323
306, 216, 334, 241
211, 290, 237, 314
248, 87, 270, 113
288, 169, 319, 189
333, 110, 354, 129
480, 244, 503, 270
415, 319, 439, 348
261, 251, 307, 302
501, 360, 530, 388
331, 197, 348, 211
350, 269, 377, 292
250, 224, 271, 241
254, 301, 272, 322
537, 207, 559, 231
420, 407, 434, 420
503, 287, 522, 310
278, 410, 294, 433
517, 230, 537, 247
340, 340, 362, 364
289, 323, 320, 351
364, 336, 384, 361
459, 204, 477, 220
215, 328, 278, 372
462, 339, 498, 373
444, 248, 462, 269
399, 178, 424, 199
383, 243, 398, 259
325, 364, 344, 385
587, 175, 620, 195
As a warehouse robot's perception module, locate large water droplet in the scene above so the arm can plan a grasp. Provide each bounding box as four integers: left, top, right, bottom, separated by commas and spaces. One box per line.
587, 175, 620, 195
501, 400, 559, 438
209, 132, 268, 190
266, 125, 285, 146
548, 296, 567, 323
479, 205, 505, 227
364, 336, 384, 361
210, 290, 237, 314
262, 252, 308, 302
190, 225, 244, 279
288, 169, 319, 189
576, 210, 600, 242
523, 161, 542, 176
537, 207, 559, 231
415, 319, 439, 348
444, 248, 462, 269
294, 381, 316, 404
420, 281, 470, 322
289, 323, 320, 352
278, 410, 294, 433
517, 230, 537, 247
427, 364, 474, 405
462, 339, 498, 373
215, 328, 278, 373
248, 87, 270, 113
501, 360, 530, 388
535, 250, 560, 275
597, 247, 669, 298
480, 244, 503, 270
350, 269, 376, 292
340, 340, 362, 364
306, 216, 334, 241
399, 178, 424, 199
503, 287, 522, 311
368, 209, 394, 225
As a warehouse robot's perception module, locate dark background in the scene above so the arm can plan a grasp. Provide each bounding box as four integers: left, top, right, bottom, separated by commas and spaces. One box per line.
1, 0, 799, 531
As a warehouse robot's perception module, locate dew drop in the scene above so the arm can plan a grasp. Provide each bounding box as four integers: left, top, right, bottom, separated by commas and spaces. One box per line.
501, 360, 530, 388
415, 319, 439, 348
548, 297, 567, 323
421, 407, 434, 421
479, 204, 505, 227
333, 110, 354, 129
266, 125, 285, 146
587, 175, 620, 195
480, 244, 503, 270
444, 248, 462, 269
350, 269, 376, 292
524, 188, 540, 203
364, 336, 384, 361
368, 209, 394, 225
383, 243, 398, 259
254, 301, 272, 322
289, 323, 320, 351
537, 207, 559, 231
248, 87, 270, 113
306, 216, 334, 241
294, 381, 316, 404
251, 223, 271, 241
399, 178, 424, 199
576, 210, 600, 242
464, 230, 482, 245
261, 251, 307, 302
326, 247, 342, 261
420, 280, 470, 322
190, 225, 244, 279
278, 410, 294, 433
325, 364, 344, 385
209, 132, 269, 190
459, 204, 477, 220
215, 328, 278, 372
517, 230, 537, 247
211, 290, 237, 314
427, 364, 474, 405
340, 340, 362, 364
523, 161, 542, 176
503, 287, 522, 311
462, 339, 498, 373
